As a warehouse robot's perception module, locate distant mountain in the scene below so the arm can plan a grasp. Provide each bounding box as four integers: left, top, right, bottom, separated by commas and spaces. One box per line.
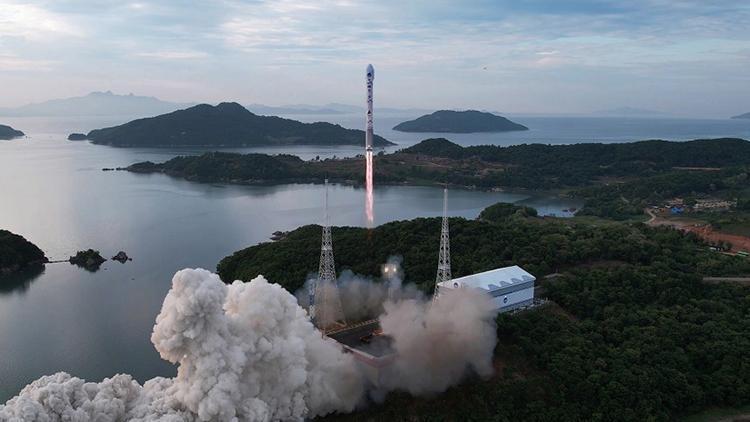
0, 91, 193, 117
0, 124, 24, 140
393, 110, 528, 133
594, 107, 669, 117
731, 112, 750, 119
82, 102, 394, 147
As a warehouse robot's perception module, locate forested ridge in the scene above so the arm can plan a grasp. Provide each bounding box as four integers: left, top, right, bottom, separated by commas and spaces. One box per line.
127, 137, 750, 192
217, 206, 750, 421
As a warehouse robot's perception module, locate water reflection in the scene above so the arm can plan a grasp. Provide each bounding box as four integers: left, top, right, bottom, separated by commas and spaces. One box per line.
0, 265, 45, 295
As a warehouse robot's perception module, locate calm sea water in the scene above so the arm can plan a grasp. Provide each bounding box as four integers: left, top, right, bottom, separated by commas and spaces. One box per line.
0, 116, 595, 402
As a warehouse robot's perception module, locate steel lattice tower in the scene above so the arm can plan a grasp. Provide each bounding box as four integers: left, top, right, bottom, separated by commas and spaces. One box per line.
309, 179, 345, 329
434, 187, 451, 300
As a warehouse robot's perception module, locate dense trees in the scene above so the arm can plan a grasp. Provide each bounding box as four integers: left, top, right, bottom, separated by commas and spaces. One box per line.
87, 102, 393, 147
0, 230, 47, 274
217, 206, 750, 295
129, 138, 750, 194
393, 110, 528, 133
576, 168, 750, 219
279, 207, 750, 422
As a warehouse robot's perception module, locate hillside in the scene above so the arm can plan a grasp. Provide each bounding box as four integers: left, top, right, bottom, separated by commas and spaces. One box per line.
218, 209, 750, 421
732, 112, 750, 119
0, 230, 47, 275
0, 125, 24, 140
126, 137, 750, 190
85, 102, 394, 147
0, 91, 191, 117
393, 110, 528, 133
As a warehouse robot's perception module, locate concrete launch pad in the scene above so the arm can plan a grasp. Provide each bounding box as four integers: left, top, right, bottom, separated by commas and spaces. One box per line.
327, 320, 396, 384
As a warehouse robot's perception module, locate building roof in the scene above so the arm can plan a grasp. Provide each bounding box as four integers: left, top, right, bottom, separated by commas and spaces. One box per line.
438, 265, 535, 293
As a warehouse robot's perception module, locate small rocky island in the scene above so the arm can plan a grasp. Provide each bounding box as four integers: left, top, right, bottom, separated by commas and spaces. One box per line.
67, 133, 88, 141
73, 102, 394, 147
0, 230, 48, 275
0, 124, 24, 140
393, 110, 528, 133
732, 112, 750, 119
69, 249, 106, 271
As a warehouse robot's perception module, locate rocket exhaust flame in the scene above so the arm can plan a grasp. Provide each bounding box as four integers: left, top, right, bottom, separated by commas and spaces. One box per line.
366, 150, 374, 226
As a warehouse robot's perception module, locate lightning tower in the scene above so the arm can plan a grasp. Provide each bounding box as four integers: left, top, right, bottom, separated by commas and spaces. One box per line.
310, 179, 345, 330
434, 186, 451, 300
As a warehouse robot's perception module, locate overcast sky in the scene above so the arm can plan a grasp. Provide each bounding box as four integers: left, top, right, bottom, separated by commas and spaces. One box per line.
1, 0, 748, 117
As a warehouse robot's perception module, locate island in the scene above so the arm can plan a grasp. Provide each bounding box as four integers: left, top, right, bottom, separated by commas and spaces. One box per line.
124, 137, 750, 191
392, 110, 528, 133
69, 249, 106, 271
732, 112, 750, 119
77, 102, 394, 147
67, 133, 88, 141
0, 124, 24, 140
0, 230, 47, 275
217, 203, 750, 421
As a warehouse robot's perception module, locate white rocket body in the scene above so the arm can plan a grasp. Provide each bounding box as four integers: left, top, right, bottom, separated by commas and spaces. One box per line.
365, 64, 374, 152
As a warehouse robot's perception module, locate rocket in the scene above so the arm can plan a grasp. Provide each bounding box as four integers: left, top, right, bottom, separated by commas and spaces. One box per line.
365, 64, 374, 152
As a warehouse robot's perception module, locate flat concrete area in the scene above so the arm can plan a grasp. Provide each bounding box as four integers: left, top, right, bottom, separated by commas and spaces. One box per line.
327, 320, 394, 358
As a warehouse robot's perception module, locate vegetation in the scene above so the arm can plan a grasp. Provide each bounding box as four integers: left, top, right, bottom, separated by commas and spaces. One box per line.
67, 133, 87, 141
217, 208, 750, 292
217, 205, 750, 421
576, 167, 749, 220
127, 137, 750, 193
478, 202, 537, 222
0, 124, 24, 140
0, 230, 47, 274
69, 249, 106, 271
393, 110, 528, 133
85, 102, 393, 147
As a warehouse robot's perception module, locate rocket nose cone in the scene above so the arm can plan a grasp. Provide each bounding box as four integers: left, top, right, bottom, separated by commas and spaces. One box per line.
366, 64, 374, 78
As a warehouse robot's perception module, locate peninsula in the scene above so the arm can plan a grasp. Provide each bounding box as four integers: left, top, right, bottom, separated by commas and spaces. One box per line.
79, 102, 394, 147
0, 124, 24, 140
393, 110, 528, 133
218, 204, 750, 421
0, 230, 47, 275
732, 112, 750, 119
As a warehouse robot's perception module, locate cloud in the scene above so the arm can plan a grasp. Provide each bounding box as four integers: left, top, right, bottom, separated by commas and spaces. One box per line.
0, 1, 82, 40
136, 50, 209, 60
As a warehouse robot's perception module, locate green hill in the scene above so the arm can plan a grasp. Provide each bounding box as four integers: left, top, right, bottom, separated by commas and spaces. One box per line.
84, 102, 394, 147
217, 207, 750, 422
393, 110, 528, 133
0, 124, 24, 140
0, 230, 47, 275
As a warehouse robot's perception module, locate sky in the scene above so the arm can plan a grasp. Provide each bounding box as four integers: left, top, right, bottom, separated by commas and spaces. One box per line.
0, 0, 748, 117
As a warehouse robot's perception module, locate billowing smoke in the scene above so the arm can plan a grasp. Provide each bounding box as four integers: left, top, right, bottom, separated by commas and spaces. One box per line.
297, 258, 498, 396
379, 287, 498, 394
0, 269, 364, 421
2, 264, 498, 421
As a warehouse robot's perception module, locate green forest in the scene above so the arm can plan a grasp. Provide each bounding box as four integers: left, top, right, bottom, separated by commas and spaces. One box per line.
218, 205, 750, 421
0, 230, 47, 275
127, 137, 750, 193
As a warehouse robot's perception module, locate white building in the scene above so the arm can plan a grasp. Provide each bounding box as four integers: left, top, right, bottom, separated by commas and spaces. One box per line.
437, 265, 535, 312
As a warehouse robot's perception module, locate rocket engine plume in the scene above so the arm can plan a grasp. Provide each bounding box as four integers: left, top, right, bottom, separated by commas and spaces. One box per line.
365, 64, 375, 226
366, 150, 374, 226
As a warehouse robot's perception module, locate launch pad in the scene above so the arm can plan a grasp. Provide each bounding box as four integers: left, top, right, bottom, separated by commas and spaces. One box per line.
327, 320, 396, 384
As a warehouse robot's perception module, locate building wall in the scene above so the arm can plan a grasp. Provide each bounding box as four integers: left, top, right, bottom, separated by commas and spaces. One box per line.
491, 287, 534, 312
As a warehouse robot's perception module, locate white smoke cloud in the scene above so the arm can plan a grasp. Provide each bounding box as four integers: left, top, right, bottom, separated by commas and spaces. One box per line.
0, 268, 364, 422
1, 265, 499, 421
379, 287, 498, 395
